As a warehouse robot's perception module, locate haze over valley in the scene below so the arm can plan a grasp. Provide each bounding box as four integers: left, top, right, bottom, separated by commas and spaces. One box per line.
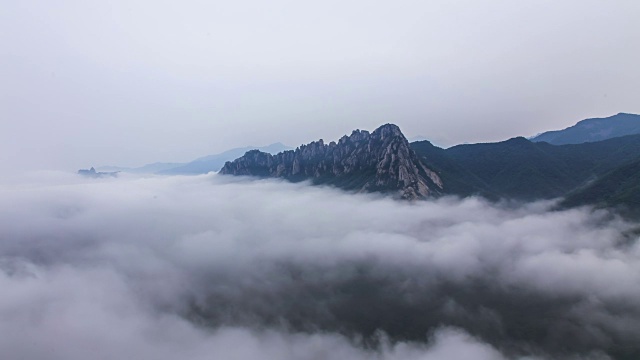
4, 170, 640, 359
5, 115, 640, 359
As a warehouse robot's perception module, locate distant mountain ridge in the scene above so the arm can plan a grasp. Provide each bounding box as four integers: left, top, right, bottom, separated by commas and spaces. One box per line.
95, 112, 640, 216
97, 143, 291, 175
220, 124, 443, 199
219, 120, 640, 213
531, 113, 640, 145
78, 167, 118, 178
410, 134, 640, 216
160, 143, 292, 175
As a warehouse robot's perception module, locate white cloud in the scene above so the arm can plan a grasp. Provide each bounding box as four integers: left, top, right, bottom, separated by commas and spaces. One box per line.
0, 173, 637, 358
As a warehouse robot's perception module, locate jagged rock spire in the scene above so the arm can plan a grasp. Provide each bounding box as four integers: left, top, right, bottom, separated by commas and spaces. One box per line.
219, 124, 443, 199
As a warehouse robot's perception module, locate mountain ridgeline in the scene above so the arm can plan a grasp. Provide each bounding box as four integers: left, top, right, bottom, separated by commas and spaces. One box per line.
412, 134, 640, 202
219, 124, 443, 199
414, 134, 640, 218
531, 112, 640, 145
159, 143, 292, 175
220, 119, 640, 216
97, 143, 292, 175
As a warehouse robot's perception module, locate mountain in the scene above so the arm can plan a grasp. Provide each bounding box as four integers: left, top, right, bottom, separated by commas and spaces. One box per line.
218, 127, 640, 205
411, 134, 640, 202
561, 159, 640, 216
442, 137, 577, 200
97, 143, 292, 175
78, 167, 118, 178
158, 143, 292, 175
409, 140, 498, 199
531, 113, 640, 145
220, 124, 443, 199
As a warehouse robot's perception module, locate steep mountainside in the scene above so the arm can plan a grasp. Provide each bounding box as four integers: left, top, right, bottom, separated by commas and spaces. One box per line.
220, 124, 443, 199
531, 113, 640, 145
409, 140, 497, 199
443, 137, 579, 200
561, 159, 640, 216
411, 134, 640, 201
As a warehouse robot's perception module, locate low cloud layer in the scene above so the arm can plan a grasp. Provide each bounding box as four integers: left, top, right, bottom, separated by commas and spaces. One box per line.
1, 173, 639, 359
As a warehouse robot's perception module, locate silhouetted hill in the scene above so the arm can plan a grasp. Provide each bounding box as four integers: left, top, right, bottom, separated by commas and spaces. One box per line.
78, 167, 118, 178
443, 137, 578, 200
98, 143, 292, 175
531, 113, 640, 145
160, 143, 292, 175
411, 134, 640, 202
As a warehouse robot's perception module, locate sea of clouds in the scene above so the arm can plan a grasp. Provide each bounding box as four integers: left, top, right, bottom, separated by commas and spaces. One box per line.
1, 172, 639, 359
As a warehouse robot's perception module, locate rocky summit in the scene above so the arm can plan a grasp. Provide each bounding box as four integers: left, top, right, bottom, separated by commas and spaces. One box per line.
219, 124, 443, 199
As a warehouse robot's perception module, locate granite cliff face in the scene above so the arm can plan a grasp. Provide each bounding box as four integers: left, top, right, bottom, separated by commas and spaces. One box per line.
219, 124, 443, 199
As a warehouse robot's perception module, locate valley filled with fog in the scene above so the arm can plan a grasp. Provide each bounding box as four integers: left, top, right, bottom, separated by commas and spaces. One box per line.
1, 173, 639, 359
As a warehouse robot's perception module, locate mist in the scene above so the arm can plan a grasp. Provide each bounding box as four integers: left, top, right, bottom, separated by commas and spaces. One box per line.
1, 173, 639, 359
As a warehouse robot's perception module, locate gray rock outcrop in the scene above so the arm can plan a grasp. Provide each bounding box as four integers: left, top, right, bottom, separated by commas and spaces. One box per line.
219, 124, 443, 199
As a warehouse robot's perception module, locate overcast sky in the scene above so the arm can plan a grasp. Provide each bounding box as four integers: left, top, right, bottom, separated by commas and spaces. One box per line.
2, 0, 639, 172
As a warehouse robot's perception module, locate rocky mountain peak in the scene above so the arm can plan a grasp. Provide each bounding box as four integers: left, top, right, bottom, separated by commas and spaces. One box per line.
372, 123, 403, 139
219, 124, 443, 199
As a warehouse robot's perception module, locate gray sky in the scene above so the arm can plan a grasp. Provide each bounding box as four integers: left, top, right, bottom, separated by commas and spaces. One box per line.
2, 0, 639, 172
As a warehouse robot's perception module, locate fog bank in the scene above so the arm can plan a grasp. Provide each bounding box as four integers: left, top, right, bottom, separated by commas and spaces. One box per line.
1, 173, 639, 359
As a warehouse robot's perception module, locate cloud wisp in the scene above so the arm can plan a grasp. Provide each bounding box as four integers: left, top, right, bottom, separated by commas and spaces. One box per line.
1, 173, 639, 359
